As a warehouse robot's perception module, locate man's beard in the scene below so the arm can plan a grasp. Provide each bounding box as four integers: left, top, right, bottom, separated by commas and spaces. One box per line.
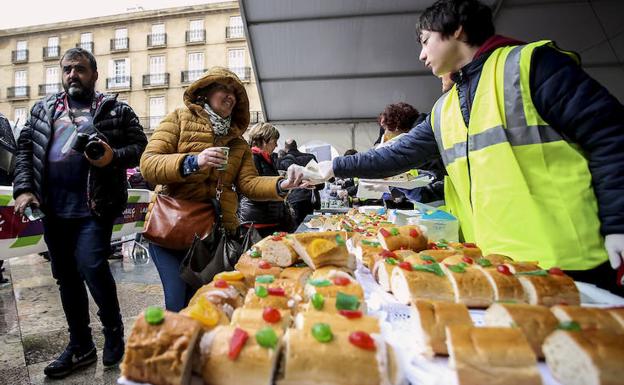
64, 81, 94, 100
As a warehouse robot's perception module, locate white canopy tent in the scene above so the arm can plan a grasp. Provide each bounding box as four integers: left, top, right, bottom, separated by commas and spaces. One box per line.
239, 0, 624, 155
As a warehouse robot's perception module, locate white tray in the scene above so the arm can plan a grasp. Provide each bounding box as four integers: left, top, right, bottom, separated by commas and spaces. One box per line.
359, 175, 433, 189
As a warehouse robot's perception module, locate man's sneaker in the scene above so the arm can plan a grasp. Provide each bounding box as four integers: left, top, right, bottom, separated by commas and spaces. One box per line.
102, 326, 124, 367
43, 344, 97, 378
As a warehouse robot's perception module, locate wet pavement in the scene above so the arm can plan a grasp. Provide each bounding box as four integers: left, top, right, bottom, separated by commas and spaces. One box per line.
0, 248, 164, 385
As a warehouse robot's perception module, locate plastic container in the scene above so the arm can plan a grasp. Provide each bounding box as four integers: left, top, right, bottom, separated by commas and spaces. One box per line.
409, 209, 458, 242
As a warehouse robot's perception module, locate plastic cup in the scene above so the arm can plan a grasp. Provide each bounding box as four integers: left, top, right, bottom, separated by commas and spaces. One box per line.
215, 147, 229, 171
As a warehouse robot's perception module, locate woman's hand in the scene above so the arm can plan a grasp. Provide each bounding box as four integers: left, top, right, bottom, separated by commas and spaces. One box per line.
197, 147, 228, 170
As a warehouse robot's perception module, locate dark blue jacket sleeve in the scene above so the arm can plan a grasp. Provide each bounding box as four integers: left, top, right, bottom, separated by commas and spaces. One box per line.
531, 46, 624, 235
332, 116, 440, 179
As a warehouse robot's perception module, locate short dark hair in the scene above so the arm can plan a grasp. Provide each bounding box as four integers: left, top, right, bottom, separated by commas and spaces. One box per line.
60, 48, 98, 71
284, 139, 298, 151
378, 102, 420, 132
344, 149, 358, 156
417, 0, 494, 47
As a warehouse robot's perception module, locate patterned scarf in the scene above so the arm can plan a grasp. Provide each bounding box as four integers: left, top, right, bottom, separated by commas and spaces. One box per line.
204, 104, 231, 136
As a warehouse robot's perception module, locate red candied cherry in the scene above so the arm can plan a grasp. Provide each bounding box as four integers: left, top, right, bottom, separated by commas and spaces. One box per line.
214, 279, 229, 288
332, 276, 351, 286
463, 242, 477, 248
399, 261, 412, 271
497, 264, 512, 276
267, 287, 285, 296
428, 242, 439, 250
548, 267, 564, 276
409, 228, 420, 238
338, 309, 363, 319
461, 256, 474, 264
379, 228, 391, 237
349, 331, 376, 351
262, 307, 282, 323
259, 260, 271, 269
380, 250, 397, 259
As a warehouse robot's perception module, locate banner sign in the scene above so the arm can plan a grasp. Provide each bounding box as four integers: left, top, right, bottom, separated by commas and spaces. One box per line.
0, 186, 151, 260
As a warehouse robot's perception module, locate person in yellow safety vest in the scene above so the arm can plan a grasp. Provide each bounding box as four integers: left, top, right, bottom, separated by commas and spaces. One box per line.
290, 0, 624, 295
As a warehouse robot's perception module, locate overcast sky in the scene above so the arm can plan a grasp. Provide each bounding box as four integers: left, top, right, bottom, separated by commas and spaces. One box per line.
0, 0, 225, 29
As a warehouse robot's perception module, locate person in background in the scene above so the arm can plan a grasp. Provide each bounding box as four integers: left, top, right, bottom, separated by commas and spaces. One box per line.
335, 149, 359, 199
12, 48, 147, 377
238, 122, 293, 236
140, 67, 302, 312
289, 0, 624, 295
0, 113, 16, 284
277, 139, 322, 228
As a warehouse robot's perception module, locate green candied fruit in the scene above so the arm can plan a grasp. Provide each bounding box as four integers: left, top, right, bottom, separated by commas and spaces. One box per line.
476, 258, 492, 267
311, 293, 325, 310
413, 263, 445, 277
557, 321, 582, 331
308, 278, 332, 287
255, 275, 275, 284
361, 240, 381, 247
255, 286, 268, 298
250, 249, 261, 258
447, 264, 466, 273
390, 228, 400, 236
255, 327, 279, 348
385, 257, 398, 265
145, 306, 165, 325
420, 255, 436, 262
335, 234, 346, 246
336, 292, 360, 311
311, 323, 333, 343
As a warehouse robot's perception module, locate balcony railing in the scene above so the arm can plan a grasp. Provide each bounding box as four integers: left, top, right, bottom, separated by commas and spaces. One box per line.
229, 66, 252, 82
147, 33, 167, 48
38, 83, 61, 96
110, 38, 129, 52
142, 73, 170, 88
76, 42, 94, 52
185, 30, 206, 44
106, 76, 132, 90
43, 46, 61, 60
249, 111, 264, 124
226, 26, 244, 40
7, 86, 30, 99
11, 50, 29, 63
181, 69, 206, 83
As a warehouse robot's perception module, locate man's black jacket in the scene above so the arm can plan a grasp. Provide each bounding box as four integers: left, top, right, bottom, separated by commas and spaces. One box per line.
13, 92, 147, 218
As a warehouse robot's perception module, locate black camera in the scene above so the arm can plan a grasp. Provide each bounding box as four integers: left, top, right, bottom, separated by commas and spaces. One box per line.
72, 132, 106, 160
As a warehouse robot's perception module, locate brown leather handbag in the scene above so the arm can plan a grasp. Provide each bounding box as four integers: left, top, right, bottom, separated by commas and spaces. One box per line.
143, 194, 216, 250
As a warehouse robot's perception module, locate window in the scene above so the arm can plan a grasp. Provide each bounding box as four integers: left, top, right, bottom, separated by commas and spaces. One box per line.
228, 16, 244, 38
80, 32, 93, 51
109, 59, 130, 88
14, 70, 27, 96
149, 96, 166, 129
187, 52, 204, 82
188, 19, 204, 42
114, 28, 128, 50
47, 36, 59, 57
14, 107, 27, 129
15, 40, 28, 61
228, 48, 246, 79
151, 24, 166, 46
45, 67, 59, 93
149, 56, 166, 85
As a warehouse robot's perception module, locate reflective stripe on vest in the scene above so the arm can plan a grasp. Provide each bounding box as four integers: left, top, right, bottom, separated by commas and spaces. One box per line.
430, 41, 606, 270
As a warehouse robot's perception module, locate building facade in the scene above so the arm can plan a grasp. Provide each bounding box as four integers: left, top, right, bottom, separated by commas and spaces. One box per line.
0, 1, 263, 135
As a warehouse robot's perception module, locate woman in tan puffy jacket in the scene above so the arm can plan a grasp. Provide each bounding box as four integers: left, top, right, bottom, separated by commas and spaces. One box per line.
140, 67, 301, 311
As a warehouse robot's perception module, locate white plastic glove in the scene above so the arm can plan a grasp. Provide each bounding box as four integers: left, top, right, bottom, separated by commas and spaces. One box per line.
605, 234, 624, 269
287, 160, 334, 185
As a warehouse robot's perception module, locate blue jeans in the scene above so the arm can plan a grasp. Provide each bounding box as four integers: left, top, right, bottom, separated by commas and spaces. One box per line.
148, 243, 193, 311
43, 215, 122, 348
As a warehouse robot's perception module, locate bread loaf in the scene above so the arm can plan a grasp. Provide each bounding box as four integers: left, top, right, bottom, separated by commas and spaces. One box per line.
551, 305, 624, 334
290, 231, 354, 270
411, 300, 472, 356
390, 264, 455, 304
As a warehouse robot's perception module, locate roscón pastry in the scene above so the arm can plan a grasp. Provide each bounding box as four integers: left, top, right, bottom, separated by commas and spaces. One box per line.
411, 300, 472, 356
290, 231, 354, 270
484, 303, 558, 358
550, 305, 624, 334
446, 325, 542, 385
390, 261, 455, 304
376, 225, 428, 252
543, 330, 624, 385
121, 307, 202, 385
252, 233, 299, 267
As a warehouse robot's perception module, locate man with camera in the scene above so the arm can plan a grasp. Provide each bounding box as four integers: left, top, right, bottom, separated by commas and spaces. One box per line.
12, 48, 147, 378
